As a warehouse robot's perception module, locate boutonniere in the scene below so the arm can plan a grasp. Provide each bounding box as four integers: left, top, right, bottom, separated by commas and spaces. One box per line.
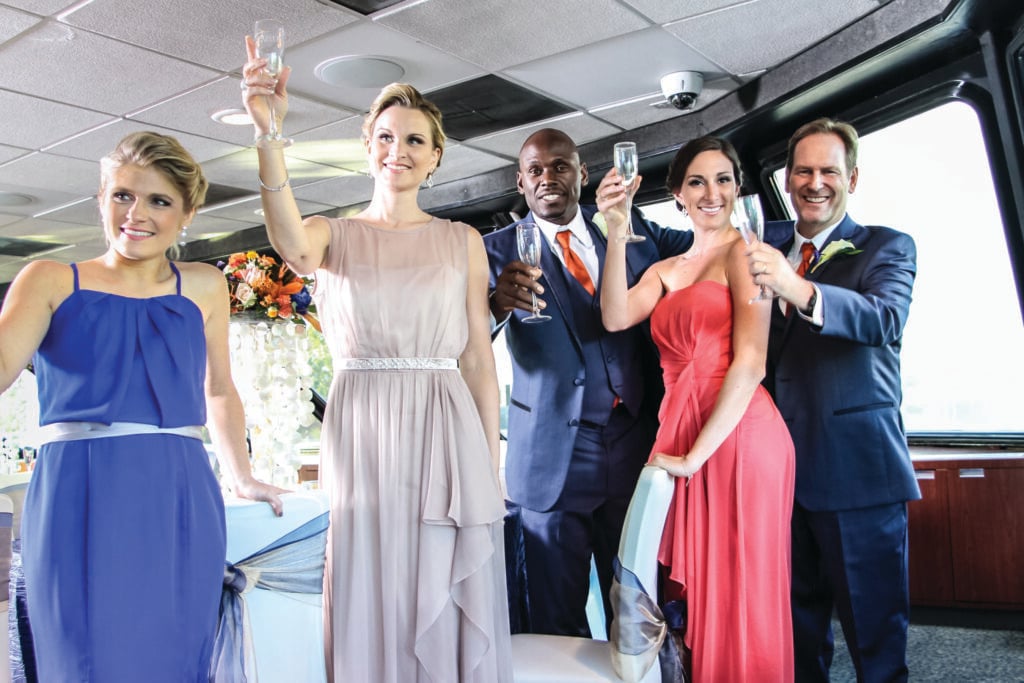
810, 239, 862, 273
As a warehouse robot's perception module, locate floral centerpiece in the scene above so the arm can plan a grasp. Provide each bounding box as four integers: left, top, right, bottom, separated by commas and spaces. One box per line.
219, 251, 321, 486
220, 251, 318, 329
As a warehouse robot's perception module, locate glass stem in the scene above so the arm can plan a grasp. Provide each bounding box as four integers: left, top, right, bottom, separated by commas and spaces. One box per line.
267, 96, 279, 139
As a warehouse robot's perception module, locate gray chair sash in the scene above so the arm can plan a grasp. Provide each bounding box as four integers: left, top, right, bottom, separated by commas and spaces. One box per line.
609, 557, 666, 683
209, 511, 329, 683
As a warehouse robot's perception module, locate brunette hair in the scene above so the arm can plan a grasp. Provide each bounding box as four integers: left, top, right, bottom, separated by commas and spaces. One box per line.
786, 117, 859, 174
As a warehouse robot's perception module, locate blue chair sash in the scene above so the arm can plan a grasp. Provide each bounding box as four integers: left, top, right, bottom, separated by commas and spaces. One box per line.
209, 511, 329, 682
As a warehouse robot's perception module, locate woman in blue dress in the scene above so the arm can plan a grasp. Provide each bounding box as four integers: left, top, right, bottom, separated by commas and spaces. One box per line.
0, 131, 284, 682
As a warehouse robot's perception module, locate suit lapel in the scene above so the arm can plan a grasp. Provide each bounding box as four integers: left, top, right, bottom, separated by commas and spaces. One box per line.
805, 215, 861, 282
524, 213, 584, 348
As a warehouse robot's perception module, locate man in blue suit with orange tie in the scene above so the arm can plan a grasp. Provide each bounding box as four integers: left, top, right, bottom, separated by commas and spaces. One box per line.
748, 118, 920, 682
484, 129, 691, 637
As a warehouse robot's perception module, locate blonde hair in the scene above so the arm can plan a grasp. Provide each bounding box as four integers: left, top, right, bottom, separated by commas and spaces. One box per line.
362, 83, 446, 167
99, 131, 208, 214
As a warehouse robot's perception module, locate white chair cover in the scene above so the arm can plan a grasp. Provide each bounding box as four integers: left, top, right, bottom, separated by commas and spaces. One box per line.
215, 491, 329, 683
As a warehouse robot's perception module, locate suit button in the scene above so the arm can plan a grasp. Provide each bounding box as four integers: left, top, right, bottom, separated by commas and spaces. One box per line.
573, 378, 584, 386
569, 419, 579, 427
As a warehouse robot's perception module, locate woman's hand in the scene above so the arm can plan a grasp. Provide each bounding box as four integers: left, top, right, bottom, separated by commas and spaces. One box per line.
233, 476, 288, 517
241, 35, 291, 139
595, 168, 641, 240
650, 452, 704, 479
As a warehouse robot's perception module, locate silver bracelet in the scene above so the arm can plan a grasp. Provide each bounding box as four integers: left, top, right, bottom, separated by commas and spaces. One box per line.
258, 174, 289, 192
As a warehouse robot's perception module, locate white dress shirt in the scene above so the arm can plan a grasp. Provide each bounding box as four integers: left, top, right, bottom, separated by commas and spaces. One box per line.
785, 220, 841, 325
535, 211, 600, 287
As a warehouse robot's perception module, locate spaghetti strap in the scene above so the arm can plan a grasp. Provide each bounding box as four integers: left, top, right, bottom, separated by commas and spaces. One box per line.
169, 262, 182, 296
70, 263, 80, 291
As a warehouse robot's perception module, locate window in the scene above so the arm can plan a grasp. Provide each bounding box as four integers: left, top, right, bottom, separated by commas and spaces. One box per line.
772, 102, 1024, 433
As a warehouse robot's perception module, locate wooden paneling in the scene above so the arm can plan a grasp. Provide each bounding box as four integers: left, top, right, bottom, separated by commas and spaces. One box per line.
910, 457, 1024, 609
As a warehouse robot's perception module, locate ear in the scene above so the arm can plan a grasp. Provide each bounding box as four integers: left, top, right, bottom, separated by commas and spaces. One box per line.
848, 166, 859, 193
183, 208, 197, 228
784, 170, 793, 194
516, 171, 525, 195
579, 162, 589, 187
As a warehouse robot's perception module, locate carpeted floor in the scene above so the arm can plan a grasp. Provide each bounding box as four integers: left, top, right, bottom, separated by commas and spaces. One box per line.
830, 613, 1024, 682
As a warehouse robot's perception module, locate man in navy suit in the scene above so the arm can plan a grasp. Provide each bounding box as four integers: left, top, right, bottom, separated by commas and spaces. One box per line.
748, 118, 920, 682
484, 129, 691, 637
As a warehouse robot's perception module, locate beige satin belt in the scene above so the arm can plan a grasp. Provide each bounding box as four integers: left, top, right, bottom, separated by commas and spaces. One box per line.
38, 421, 205, 445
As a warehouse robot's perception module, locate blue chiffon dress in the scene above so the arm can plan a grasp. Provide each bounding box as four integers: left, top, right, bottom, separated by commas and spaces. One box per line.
22, 262, 226, 682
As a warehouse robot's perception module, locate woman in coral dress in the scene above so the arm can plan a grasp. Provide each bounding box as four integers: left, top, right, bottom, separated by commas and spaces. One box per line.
242, 38, 512, 682
601, 136, 795, 681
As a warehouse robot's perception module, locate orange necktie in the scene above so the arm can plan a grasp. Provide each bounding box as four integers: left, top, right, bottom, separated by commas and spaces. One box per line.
556, 230, 595, 296
796, 241, 816, 277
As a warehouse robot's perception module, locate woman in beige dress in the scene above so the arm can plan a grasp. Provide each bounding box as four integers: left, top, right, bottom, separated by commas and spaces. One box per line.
241, 37, 512, 683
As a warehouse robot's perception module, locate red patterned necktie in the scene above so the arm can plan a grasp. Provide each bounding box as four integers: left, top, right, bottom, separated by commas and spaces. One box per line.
555, 230, 595, 296
796, 241, 816, 277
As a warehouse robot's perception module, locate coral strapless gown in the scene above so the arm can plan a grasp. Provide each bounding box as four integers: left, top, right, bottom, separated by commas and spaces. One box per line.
650, 280, 795, 682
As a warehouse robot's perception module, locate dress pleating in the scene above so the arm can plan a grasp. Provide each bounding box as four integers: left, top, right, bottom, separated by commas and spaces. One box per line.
315, 217, 512, 682
23, 263, 225, 682
650, 280, 795, 682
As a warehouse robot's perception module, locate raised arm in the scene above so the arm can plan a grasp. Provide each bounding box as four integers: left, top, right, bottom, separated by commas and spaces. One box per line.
461, 228, 501, 474
651, 241, 770, 477
0, 261, 68, 393
192, 263, 285, 515
597, 169, 665, 330
242, 35, 330, 276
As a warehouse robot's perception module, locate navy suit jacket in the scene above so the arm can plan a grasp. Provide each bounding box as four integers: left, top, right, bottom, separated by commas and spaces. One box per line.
484, 206, 692, 511
765, 214, 921, 511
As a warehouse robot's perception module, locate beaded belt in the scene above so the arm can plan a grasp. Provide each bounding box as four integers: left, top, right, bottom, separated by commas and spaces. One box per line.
336, 357, 458, 371
38, 421, 205, 445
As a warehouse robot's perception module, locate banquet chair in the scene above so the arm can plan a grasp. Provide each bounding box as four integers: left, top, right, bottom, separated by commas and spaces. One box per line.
217, 490, 330, 683
511, 466, 675, 683
0, 493, 14, 683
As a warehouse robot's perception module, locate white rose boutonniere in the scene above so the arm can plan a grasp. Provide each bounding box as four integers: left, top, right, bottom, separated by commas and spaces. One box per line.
810, 239, 862, 273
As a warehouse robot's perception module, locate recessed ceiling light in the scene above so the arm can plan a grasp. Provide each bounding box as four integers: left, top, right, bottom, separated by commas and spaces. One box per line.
0, 192, 34, 207
212, 108, 253, 126
315, 56, 405, 89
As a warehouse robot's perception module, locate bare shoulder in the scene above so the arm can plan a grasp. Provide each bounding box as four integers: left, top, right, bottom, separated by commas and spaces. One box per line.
11, 260, 76, 308
175, 260, 225, 289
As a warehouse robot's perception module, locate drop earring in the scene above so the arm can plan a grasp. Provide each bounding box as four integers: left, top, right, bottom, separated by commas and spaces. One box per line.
424, 172, 434, 190
179, 225, 189, 246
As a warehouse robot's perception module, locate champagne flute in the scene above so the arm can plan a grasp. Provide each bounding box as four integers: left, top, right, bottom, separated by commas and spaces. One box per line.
516, 222, 551, 323
254, 20, 293, 148
614, 141, 645, 244
733, 193, 773, 302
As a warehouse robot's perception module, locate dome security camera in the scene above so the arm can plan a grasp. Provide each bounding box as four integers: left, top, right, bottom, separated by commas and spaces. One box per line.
660, 71, 704, 110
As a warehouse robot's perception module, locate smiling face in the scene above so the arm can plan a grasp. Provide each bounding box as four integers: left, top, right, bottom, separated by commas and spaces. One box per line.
365, 105, 441, 192
673, 150, 737, 232
516, 129, 588, 226
785, 132, 859, 237
99, 163, 194, 261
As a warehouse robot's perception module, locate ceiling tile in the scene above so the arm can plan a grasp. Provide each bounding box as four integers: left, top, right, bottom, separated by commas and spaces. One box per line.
0, 26, 220, 115
0, 145, 30, 165
433, 144, 511, 186
201, 196, 336, 224
0, 152, 103, 197
665, 0, 890, 74
63, 0, 359, 71
320, 0, 406, 15
588, 77, 736, 128
283, 21, 481, 112
128, 76, 353, 147
1, 0, 72, 15
0, 91, 114, 152
44, 120, 248, 167
0, 5, 39, 40
504, 27, 727, 111
291, 174, 374, 210
378, 0, 650, 71
619, 0, 746, 24
429, 75, 574, 141
467, 113, 620, 159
